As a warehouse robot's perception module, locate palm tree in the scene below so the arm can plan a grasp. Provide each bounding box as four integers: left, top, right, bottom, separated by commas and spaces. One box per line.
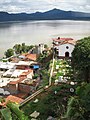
0, 101, 29, 120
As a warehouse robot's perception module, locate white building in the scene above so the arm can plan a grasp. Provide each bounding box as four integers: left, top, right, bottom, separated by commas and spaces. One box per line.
38, 44, 45, 54
52, 37, 76, 58
0, 62, 16, 71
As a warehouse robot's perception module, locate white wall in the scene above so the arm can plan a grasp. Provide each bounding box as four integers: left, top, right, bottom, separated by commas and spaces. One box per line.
38, 44, 45, 54
27, 71, 33, 79
58, 43, 74, 57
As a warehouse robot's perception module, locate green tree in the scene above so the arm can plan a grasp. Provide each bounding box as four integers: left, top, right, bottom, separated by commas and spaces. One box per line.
13, 43, 34, 54
5, 48, 14, 58
13, 44, 22, 54
72, 37, 90, 83
0, 101, 29, 120
21, 43, 26, 53
0, 108, 12, 120
25, 45, 34, 53
65, 83, 90, 120
37, 51, 48, 63
65, 96, 85, 120
44, 44, 48, 48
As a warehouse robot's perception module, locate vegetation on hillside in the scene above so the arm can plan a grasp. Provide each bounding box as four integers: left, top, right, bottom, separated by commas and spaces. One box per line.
5, 48, 14, 58
21, 84, 75, 120
0, 101, 28, 120
65, 83, 90, 120
72, 36, 90, 83
65, 36, 90, 120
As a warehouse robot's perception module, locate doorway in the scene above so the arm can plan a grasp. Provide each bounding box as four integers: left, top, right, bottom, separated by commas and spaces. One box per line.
65, 52, 69, 57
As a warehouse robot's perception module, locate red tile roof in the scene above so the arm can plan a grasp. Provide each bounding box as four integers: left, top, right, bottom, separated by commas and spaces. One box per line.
20, 53, 37, 61
60, 40, 76, 45
6, 95, 23, 104
0, 95, 23, 107
8, 77, 26, 85
25, 54, 37, 61
10, 57, 19, 63
53, 37, 76, 46
52, 37, 74, 42
20, 69, 33, 76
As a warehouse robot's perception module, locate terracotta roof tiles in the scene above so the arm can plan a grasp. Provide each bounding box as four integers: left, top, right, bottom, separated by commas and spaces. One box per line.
6, 95, 23, 104
20, 53, 37, 61
0, 95, 23, 107
60, 40, 76, 45
21, 69, 33, 76
26, 54, 37, 61
8, 77, 26, 85
52, 37, 74, 42
53, 37, 76, 46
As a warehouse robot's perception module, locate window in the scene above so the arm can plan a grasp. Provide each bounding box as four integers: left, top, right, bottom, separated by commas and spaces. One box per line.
66, 46, 69, 49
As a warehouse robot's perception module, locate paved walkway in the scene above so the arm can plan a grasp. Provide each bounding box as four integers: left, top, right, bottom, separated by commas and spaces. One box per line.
19, 88, 43, 106
49, 53, 55, 86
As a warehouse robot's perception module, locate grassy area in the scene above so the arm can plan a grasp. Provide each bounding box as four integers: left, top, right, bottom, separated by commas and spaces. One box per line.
40, 69, 49, 87
52, 59, 73, 82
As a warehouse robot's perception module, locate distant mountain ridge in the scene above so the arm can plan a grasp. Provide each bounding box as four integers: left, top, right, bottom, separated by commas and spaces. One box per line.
0, 8, 90, 21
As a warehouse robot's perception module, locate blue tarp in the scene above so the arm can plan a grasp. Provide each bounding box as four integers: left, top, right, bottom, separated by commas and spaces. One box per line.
33, 65, 39, 69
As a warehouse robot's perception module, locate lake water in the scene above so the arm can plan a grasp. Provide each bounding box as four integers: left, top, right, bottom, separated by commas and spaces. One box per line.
0, 20, 90, 58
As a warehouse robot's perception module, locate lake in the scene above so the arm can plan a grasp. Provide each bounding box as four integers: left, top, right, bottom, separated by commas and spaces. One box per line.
0, 20, 90, 58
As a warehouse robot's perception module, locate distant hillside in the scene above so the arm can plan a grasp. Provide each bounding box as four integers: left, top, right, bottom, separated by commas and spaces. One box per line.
0, 8, 90, 22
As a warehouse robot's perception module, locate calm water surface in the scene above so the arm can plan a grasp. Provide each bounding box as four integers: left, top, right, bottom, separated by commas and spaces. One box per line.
0, 20, 90, 58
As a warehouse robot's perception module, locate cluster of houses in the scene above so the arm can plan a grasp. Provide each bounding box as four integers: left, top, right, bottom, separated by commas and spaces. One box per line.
0, 38, 76, 106
0, 44, 46, 105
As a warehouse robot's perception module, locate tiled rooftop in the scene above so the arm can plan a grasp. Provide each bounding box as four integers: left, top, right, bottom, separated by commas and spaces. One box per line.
60, 40, 76, 45
25, 54, 37, 61
52, 37, 74, 42
53, 37, 76, 46
0, 95, 23, 107
6, 95, 23, 104
8, 77, 26, 85
21, 69, 33, 76
20, 53, 37, 61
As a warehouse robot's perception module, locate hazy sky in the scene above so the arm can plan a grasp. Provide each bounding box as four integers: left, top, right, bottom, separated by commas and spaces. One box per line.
0, 0, 90, 13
